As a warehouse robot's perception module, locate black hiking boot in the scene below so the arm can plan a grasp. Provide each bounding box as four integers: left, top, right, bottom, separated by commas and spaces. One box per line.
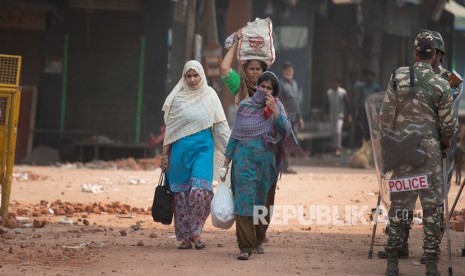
420, 252, 427, 264
425, 254, 440, 276
378, 243, 409, 259
385, 250, 399, 276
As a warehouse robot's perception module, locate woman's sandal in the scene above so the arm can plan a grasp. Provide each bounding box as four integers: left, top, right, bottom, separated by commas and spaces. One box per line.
177, 241, 192, 250
191, 237, 205, 250
237, 251, 250, 260
255, 243, 264, 254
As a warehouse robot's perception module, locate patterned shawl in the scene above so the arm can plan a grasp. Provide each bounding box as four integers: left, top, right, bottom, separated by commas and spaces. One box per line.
231, 88, 302, 160
162, 60, 228, 146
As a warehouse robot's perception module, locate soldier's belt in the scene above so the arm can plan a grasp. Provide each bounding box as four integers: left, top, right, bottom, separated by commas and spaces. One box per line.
383, 174, 429, 193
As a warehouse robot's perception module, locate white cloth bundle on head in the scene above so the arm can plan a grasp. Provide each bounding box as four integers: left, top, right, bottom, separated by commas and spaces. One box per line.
237, 17, 275, 66
162, 60, 229, 150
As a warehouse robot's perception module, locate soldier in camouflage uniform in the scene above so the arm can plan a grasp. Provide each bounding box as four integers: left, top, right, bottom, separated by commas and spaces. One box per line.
378, 29, 453, 264
379, 29, 457, 276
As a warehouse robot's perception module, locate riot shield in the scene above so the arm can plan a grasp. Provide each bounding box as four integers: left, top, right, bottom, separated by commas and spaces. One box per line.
365, 92, 426, 211
365, 92, 391, 210
444, 82, 464, 196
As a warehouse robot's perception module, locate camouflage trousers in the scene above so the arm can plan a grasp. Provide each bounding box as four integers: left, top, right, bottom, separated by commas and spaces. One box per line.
385, 176, 444, 255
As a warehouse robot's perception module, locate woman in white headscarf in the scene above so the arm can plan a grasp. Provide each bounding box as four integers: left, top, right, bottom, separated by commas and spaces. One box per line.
161, 60, 230, 250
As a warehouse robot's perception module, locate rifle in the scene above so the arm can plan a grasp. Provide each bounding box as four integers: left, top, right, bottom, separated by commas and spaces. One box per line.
449, 70, 463, 88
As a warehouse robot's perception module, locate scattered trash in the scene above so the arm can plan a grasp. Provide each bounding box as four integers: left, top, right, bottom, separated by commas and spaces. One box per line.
117, 215, 135, 219
368, 192, 375, 196
16, 216, 29, 222
60, 164, 78, 169
128, 178, 151, 185
14, 228, 22, 234
62, 242, 90, 249
81, 184, 103, 193
412, 217, 422, 225
59, 218, 74, 225
410, 261, 422, 266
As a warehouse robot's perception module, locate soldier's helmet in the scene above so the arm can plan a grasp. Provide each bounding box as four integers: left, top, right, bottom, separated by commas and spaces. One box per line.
413, 29, 437, 53
431, 31, 446, 54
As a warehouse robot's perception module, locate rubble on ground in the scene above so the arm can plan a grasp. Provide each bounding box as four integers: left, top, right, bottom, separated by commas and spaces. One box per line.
1, 200, 152, 229
55, 157, 161, 171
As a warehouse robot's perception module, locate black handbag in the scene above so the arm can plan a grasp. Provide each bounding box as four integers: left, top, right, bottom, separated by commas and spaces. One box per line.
151, 171, 173, 225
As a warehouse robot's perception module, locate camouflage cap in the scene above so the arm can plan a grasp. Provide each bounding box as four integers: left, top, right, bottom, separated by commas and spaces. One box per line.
413, 29, 437, 53
431, 31, 446, 54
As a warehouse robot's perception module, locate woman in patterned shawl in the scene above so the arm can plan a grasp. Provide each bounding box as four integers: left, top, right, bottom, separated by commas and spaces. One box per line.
161, 60, 230, 250
221, 71, 301, 260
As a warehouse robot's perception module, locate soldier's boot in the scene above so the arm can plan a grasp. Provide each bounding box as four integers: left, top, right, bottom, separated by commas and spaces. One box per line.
379, 225, 410, 259
378, 245, 409, 259
385, 250, 399, 276
420, 252, 427, 264
425, 254, 440, 276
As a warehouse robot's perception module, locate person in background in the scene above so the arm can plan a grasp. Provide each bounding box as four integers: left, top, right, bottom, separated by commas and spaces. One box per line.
221, 30, 267, 104
161, 60, 230, 250
220, 71, 301, 261
327, 78, 349, 156
279, 61, 304, 174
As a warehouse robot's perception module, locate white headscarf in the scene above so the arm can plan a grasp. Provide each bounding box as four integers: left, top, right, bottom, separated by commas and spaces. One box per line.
162, 60, 228, 146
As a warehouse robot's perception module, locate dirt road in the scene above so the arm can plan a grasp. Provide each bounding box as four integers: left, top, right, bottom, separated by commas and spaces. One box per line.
1, 163, 465, 276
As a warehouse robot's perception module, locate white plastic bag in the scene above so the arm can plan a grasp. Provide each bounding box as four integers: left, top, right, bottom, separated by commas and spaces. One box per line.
211, 181, 235, 229
237, 17, 275, 66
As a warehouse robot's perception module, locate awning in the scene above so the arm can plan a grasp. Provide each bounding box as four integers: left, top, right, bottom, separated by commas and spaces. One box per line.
445, 0, 465, 31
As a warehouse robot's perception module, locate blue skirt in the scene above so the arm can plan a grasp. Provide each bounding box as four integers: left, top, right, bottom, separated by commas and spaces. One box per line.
168, 128, 214, 193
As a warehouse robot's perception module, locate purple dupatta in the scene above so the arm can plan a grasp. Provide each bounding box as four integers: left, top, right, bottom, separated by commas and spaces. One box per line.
231, 89, 303, 168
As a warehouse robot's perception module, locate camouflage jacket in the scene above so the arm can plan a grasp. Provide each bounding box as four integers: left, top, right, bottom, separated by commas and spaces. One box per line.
436, 65, 450, 80
379, 62, 456, 148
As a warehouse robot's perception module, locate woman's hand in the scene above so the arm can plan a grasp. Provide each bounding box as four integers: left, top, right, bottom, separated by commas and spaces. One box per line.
160, 144, 171, 172
265, 94, 279, 118
221, 30, 241, 76
160, 156, 169, 172
220, 157, 232, 181
219, 167, 229, 182
234, 28, 242, 44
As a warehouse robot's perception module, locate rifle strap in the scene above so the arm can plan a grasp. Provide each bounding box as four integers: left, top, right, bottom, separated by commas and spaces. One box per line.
391, 67, 436, 130
412, 67, 437, 114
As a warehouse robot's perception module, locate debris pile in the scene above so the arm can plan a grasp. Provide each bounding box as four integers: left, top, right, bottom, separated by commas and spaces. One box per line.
56, 157, 161, 171
2, 200, 151, 229
12, 171, 48, 182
